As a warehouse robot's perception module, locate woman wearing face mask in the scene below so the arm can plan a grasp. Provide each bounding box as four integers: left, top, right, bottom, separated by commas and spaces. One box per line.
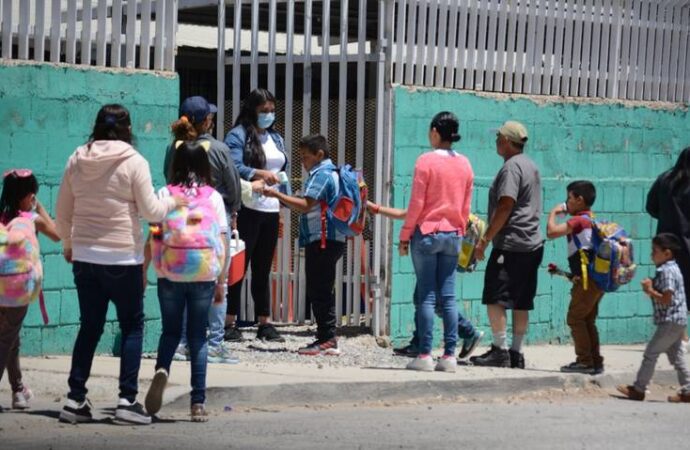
224, 89, 289, 343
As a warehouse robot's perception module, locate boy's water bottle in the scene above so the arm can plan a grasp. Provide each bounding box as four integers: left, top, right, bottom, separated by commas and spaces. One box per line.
556, 202, 568, 217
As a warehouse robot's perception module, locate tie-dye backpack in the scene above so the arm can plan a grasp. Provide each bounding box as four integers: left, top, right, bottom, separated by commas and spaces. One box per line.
0, 215, 43, 307
151, 185, 224, 283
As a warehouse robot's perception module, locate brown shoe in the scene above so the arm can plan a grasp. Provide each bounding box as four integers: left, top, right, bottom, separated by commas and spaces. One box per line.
616, 384, 645, 401
191, 403, 209, 422
668, 392, 690, 403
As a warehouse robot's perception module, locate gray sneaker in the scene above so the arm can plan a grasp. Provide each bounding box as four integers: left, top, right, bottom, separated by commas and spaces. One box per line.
115, 399, 151, 425
435, 357, 457, 373
406, 356, 435, 372
458, 331, 485, 359
173, 344, 189, 362
208, 344, 240, 364
560, 361, 594, 374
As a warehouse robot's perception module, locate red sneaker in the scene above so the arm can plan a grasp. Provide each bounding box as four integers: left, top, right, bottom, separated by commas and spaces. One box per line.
297, 338, 341, 356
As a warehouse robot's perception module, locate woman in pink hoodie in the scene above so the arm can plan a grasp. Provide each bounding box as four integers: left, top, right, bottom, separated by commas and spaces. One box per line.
55, 104, 185, 425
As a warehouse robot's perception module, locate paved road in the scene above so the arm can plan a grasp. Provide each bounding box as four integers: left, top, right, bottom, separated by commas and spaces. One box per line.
2, 392, 689, 450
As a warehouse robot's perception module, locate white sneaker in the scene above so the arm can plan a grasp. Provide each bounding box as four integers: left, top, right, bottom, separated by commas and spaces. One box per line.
435, 356, 457, 373
406, 355, 435, 372
59, 398, 93, 424
12, 386, 33, 409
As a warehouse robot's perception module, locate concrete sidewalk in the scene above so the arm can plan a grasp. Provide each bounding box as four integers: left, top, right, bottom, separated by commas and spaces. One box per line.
1, 344, 687, 410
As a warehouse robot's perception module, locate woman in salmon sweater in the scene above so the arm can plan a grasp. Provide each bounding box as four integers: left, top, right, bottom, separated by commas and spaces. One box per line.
399, 112, 474, 373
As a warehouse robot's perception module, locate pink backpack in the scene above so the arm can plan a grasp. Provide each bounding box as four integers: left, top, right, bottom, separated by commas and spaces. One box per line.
0, 215, 43, 307
151, 185, 224, 282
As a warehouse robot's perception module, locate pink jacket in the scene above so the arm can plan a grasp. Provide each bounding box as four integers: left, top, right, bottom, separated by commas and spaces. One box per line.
399, 150, 474, 242
56, 140, 176, 257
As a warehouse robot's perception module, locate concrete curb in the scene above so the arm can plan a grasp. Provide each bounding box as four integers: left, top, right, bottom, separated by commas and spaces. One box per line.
166, 370, 681, 410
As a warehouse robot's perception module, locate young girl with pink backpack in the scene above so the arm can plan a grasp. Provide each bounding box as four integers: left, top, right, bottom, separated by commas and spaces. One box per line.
143, 140, 228, 422
0, 169, 60, 412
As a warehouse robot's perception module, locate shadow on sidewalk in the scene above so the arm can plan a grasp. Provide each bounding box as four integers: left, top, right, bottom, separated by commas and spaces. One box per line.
25, 409, 61, 420
25, 409, 117, 425
362, 365, 566, 374
609, 394, 666, 403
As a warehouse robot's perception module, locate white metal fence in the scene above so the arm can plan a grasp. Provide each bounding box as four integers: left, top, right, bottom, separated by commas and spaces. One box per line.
236, 236, 375, 329
0, 0, 178, 71
392, 0, 690, 102
217, 1, 393, 335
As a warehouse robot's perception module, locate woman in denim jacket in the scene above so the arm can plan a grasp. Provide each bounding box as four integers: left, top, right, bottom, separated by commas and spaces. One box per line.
224, 88, 289, 343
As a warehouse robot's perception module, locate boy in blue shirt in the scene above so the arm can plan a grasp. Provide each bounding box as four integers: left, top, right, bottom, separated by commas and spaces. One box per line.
264, 135, 346, 355
617, 233, 690, 402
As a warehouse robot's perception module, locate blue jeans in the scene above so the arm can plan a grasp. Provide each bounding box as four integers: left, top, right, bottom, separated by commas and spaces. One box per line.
411, 230, 460, 356
68, 262, 145, 403
156, 278, 215, 405
179, 285, 226, 350
408, 283, 477, 349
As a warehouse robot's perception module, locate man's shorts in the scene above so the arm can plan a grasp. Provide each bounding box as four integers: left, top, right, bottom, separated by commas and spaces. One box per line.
482, 246, 544, 311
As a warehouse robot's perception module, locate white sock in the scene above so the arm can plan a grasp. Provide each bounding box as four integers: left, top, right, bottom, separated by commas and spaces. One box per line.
118, 398, 134, 407
492, 331, 508, 350
511, 334, 525, 353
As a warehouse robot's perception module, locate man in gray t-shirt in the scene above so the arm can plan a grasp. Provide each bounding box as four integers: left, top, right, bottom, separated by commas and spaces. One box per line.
488, 153, 543, 251
471, 121, 544, 370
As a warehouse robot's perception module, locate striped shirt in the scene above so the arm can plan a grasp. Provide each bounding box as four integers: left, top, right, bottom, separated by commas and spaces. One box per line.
299, 159, 346, 247
652, 260, 688, 325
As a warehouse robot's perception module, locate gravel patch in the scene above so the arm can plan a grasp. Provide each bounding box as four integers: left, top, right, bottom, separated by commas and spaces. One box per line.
224, 324, 406, 369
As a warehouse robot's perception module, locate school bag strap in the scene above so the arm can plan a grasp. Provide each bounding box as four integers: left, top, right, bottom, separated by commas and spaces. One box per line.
314, 164, 338, 250
166, 184, 213, 200
39, 290, 48, 325
320, 201, 328, 250
570, 212, 596, 291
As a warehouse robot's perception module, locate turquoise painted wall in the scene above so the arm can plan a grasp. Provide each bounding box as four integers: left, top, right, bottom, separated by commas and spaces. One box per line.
390, 85, 690, 347
0, 62, 179, 356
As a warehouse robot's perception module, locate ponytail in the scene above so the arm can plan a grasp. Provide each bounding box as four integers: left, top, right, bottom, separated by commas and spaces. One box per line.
171, 116, 202, 141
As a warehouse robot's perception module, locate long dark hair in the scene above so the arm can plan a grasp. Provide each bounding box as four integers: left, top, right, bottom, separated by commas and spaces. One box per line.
233, 88, 276, 169
169, 141, 213, 188
89, 104, 133, 144
0, 172, 39, 223
666, 147, 690, 194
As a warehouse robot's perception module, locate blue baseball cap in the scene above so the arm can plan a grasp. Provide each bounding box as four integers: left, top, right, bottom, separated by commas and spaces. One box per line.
180, 96, 218, 124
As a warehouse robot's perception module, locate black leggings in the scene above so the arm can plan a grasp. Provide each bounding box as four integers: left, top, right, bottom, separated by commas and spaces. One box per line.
227, 208, 279, 319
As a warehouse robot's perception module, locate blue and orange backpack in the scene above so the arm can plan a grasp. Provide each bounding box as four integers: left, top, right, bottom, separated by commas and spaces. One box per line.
319, 165, 368, 248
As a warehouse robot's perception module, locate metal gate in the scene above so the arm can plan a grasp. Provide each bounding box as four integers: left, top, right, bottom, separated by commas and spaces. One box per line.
213, 1, 393, 336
